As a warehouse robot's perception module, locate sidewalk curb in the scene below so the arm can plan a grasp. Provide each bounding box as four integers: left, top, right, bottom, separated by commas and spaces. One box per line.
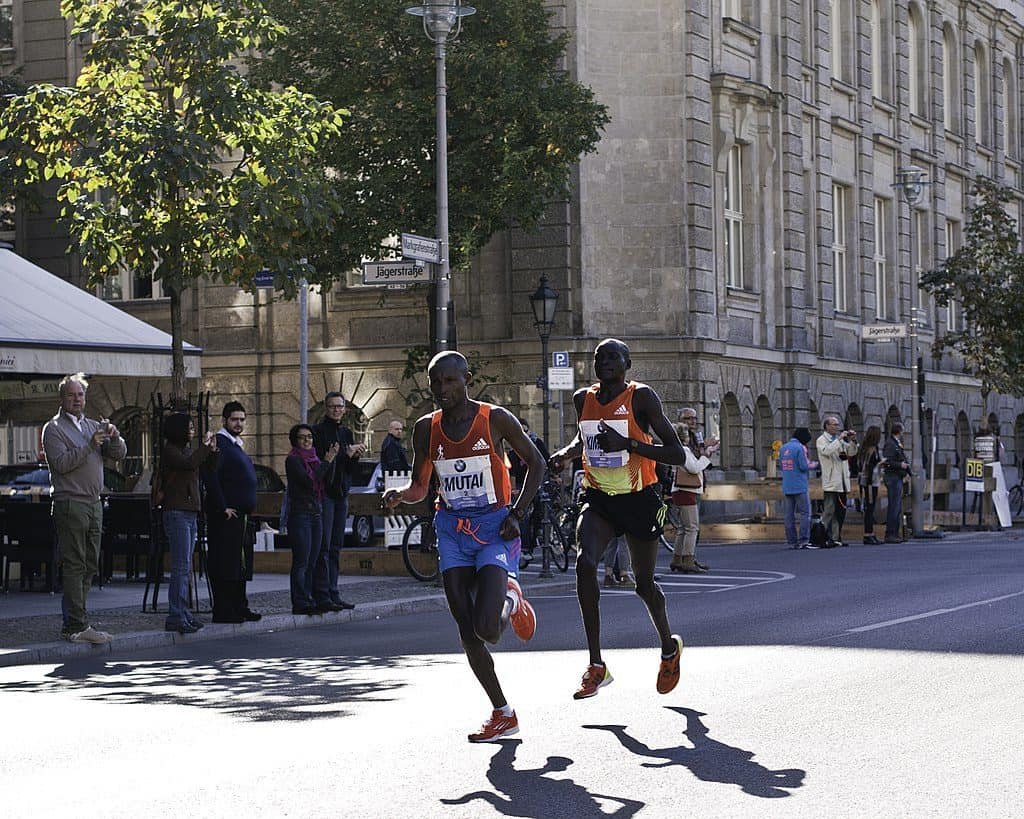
0, 575, 578, 669
0, 593, 449, 669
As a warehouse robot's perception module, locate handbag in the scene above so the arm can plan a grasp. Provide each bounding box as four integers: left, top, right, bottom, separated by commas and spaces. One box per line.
673, 464, 703, 490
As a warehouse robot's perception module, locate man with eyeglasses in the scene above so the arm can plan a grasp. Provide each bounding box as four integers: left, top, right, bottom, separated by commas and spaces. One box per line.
380, 419, 411, 472
312, 392, 365, 610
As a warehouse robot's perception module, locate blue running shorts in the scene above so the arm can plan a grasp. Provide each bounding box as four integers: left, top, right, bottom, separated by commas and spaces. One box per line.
434, 506, 520, 576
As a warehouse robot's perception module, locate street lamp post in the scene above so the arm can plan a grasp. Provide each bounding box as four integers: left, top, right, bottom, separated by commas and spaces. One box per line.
405, 1, 475, 353
529, 275, 560, 448
529, 274, 559, 578
893, 166, 931, 537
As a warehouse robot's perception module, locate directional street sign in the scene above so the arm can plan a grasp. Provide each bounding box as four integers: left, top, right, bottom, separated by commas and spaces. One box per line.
861, 323, 908, 341
551, 351, 570, 368
362, 260, 432, 286
400, 233, 442, 265
548, 367, 574, 391
253, 269, 275, 289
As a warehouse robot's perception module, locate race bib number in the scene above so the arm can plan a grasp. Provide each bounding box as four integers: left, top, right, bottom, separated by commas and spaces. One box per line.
580, 419, 629, 469
434, 454, 496, 510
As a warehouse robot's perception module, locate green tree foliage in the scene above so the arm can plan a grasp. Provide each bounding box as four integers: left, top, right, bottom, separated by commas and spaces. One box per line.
0, 0, 344, 399
921, 177, 1024, 399
251, 0, 610, 271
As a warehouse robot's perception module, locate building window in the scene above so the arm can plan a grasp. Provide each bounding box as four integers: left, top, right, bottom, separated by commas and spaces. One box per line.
724, 145, 745, 289
1003, 58, 1018, 158
915, 210, 930, 326
870, 1, 893, 101
0, 0, 13, 50
975, 42, 991, 146
873, 197, 889, 319
832, 183, 848, 313
99, 268, 164, 301
942, 24, 960, 132
722, 0, 742, 19
908, 5, 927, 117
830, 0, 844, 81
945, 219, 961, 331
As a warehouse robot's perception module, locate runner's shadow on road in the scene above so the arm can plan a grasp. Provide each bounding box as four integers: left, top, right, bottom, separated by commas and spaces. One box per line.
0, 653, 445, 722
441, 740, 644, 818
584, 706, 805, 798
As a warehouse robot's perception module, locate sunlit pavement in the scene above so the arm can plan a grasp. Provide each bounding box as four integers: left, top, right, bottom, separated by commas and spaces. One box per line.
2, 534, 1023, 817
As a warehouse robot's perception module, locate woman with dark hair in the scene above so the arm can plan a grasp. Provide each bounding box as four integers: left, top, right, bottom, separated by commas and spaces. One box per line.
285, 423, 340, 615
159, 412, 217, 633
858, 425, 883, 545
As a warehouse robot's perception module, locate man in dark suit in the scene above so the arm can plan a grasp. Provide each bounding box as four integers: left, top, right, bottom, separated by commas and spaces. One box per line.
204, 401, 261, 623
312, 392, 364, 609
882, 422, 911, 543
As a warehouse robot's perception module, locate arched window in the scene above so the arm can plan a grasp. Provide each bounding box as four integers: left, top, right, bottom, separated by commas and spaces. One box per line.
942, 23, 961, 132
845, 402, 864, 434
886, 405, 903, 437
1002, 57, 1018, 158
753, 396, 774, 473
721, 393, 743, 470
908, 5, 927, 117
975, 41, 991, 146
956, 411, 971, 468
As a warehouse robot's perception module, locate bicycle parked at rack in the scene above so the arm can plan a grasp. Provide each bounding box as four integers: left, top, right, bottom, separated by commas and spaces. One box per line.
519, 475, 575, 573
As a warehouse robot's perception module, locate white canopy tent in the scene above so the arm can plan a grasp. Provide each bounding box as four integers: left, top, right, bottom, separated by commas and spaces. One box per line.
0, 249, 201, 378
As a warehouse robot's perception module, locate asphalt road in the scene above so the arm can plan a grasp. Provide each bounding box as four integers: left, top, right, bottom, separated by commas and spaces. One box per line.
2, 532, 1022, 818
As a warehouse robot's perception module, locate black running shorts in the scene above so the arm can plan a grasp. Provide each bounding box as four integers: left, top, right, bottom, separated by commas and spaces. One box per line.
580, 484, 667, 539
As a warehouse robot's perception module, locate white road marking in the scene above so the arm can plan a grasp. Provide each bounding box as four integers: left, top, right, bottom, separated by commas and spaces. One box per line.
843, 589, 1024, 634
528, 569, 794, 599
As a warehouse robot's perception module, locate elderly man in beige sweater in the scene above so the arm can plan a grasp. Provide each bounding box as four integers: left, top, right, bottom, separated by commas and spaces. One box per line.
816, 415, 859, 547
42, 373, 127, 643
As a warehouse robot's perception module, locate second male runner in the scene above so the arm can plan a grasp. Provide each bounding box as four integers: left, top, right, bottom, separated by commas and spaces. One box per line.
550, 338, 689, 699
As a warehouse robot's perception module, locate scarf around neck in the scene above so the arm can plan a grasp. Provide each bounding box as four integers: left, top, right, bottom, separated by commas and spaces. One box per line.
289, 446, 323, 500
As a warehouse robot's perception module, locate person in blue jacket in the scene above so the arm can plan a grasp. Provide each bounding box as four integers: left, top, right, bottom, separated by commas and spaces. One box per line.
779, 428, 815, 549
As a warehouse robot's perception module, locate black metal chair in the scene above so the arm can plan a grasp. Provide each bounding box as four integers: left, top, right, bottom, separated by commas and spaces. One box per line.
101, 496, 156, 585
0, 501, 59, 593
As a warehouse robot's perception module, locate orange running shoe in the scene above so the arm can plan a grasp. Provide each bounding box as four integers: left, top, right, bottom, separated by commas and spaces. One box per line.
573, 663, 613, 700
656, 634, 684, 694
506, 577, 537, 642
468, 709, 519, 743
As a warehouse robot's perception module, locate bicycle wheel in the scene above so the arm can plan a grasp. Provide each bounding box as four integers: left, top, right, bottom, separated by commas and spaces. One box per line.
543, 512, 570, 572
401, 516, 440, 582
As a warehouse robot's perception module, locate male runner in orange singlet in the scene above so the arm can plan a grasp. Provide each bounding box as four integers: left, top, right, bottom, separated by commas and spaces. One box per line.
382, 351, 546, 742
549, 338, 689, 699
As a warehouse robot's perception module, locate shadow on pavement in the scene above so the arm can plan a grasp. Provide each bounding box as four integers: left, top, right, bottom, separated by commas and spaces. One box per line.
441, 740, 644, 818
584, 706, 806, 798
0, 652, 449, 722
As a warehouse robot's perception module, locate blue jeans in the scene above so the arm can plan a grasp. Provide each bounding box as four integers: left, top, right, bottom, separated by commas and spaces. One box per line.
318, 494, 349, 604
884, 474, 904, 537
162, 510, 197, 625
783, 492, 810, 546
288, 510, 321, 609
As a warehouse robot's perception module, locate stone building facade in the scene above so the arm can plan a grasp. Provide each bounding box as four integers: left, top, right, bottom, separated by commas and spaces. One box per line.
5, 0, 1024, 480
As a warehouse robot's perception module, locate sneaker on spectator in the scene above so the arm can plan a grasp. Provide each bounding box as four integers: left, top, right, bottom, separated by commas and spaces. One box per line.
799, 543, 820, 550
70, 626, 112, 645
656, 634, 684, 695
573, 663, 613, 699
468, 709, 519, 743
506, 577, 536, 642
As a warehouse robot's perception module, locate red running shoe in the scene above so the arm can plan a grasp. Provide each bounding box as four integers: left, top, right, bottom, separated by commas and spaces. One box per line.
506, 577, 536, 642
573, 663, 613, 700
468, 709, 519, 743
656, 634, 684, 694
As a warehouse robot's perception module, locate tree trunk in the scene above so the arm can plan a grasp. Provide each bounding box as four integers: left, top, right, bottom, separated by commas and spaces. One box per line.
168, 281, 186, 406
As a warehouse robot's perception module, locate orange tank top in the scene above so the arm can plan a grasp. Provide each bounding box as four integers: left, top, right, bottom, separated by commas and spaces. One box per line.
429, 403, 512, 512
580, 382, 658, 496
